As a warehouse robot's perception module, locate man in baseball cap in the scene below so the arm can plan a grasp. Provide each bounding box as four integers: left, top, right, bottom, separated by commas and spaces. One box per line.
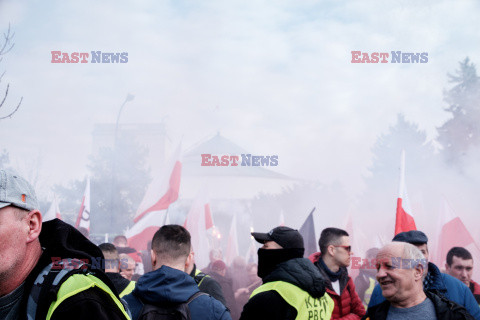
239, 226, 334, 320
367, 229, 480, 319
0, 169, 130, 320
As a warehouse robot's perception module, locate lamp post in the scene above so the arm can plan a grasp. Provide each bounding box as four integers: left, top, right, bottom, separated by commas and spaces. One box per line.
110, 94, 135, 229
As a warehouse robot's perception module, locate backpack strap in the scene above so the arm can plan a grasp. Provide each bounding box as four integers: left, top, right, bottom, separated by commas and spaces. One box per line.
186, 291, 208, 304
28, 258, 128, 320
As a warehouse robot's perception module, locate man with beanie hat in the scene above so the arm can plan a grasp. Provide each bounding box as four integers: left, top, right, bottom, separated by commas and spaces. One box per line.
310, 227, 366, 319
239, 226, 334, 320
367, 230, 480, 319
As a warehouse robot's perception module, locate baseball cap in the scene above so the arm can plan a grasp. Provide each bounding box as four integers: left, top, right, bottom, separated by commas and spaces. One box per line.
0, 169, 38, 211
392, 230, 428, 245
252, 226, 304, 249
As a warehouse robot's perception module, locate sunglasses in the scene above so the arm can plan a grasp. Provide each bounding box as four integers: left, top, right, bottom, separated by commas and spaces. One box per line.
334, 245, 352, 253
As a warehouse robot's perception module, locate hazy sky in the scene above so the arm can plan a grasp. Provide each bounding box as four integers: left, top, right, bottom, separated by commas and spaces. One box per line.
1, 0, 479, 199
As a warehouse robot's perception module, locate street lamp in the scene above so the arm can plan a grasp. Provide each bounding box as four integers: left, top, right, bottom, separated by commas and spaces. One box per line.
110, 94, 135, 229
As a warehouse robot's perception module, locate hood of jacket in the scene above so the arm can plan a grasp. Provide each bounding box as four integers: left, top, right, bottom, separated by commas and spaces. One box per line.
39, 218, 104, 268
263, 257, 326, 299
424, 262, 447, 293
309, 251, 349, 293
134, 265, 200, 304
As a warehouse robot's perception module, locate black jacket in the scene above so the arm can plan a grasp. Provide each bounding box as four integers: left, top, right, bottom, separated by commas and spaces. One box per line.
363, 290, 475, 320
239, 258, 327, 320
190, 264, 227, 306
19, 219, 129, 320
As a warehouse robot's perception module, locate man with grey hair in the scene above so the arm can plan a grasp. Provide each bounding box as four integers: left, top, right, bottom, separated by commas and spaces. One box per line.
368, 230, 480, 319
364, 242, 474, 320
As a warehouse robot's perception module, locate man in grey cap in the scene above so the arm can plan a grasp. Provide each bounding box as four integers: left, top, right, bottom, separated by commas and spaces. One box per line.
239, 226, 334, 320
367, 230, 480, 319
0, 169, 130, 320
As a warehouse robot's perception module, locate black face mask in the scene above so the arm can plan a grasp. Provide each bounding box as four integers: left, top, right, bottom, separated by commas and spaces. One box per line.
257, 248, 304, 279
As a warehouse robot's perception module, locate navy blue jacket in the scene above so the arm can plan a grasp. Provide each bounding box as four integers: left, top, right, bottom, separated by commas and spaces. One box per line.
368, 262, 480, 319
124, 265, 231, 320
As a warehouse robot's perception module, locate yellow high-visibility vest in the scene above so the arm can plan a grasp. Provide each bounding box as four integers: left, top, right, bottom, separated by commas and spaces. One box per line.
46, 274, 131, 320
120, 281, 136, 298
251, 281, 334, 320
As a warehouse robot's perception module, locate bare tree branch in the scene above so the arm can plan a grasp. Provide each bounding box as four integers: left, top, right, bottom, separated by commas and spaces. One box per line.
0, 24, 15, 56
0, 24, 22, 120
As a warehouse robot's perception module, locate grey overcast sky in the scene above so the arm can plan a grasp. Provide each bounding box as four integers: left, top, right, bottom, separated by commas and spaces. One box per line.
1, 0, 479, 198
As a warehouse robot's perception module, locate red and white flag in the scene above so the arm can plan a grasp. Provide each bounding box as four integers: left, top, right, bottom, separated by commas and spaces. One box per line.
75, 178, 90, 231
184, 190, 214, 269
225, 214, 239, 266
434, 198, 478, 267
126, 144, 182, 251
245, 227, 258, 264
394, 150, 416, 235
44, 194, 62, 221
133, 144, 182, 223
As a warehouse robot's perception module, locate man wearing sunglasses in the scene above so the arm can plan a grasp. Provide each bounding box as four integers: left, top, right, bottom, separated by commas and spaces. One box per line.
309, 227, 366, 319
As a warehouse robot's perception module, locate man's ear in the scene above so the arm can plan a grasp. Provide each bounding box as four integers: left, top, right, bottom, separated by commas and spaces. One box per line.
185, 251, 194, 273
327, 245, 335, 257
414, 263, 424, 280
151, 249, 157, 269
26, 210, 42, 243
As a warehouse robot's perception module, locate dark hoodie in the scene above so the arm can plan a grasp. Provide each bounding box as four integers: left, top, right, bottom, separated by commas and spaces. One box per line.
124, 265, 232, 320
18, 219, 129, 320
239, 258, 327, 320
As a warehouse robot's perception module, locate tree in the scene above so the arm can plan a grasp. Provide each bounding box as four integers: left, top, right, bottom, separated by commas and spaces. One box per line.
437, 58, 480, 167
55, 135, 151, 235
0, 24, 22, 120
359, 114, 436, 236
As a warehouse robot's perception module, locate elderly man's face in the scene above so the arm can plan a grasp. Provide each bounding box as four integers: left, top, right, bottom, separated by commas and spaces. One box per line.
376, 245, 423, 304
0, 206, 29, 283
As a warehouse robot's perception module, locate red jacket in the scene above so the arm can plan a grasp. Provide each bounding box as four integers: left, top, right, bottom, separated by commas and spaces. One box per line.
309, 252, 366, 320
471, 280, 480, 304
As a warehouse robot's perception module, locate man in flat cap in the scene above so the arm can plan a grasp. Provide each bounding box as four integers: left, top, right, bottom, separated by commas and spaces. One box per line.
239, 226, 334, 320
367, 230, 480, 319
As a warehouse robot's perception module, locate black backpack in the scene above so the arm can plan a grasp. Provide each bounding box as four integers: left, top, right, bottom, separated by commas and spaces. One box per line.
138, 291, 208, 320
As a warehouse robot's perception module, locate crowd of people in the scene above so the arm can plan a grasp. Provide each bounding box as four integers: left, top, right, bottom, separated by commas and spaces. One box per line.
1, 168, 480, 319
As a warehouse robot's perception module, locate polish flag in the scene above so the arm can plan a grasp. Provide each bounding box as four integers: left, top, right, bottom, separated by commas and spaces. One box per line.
279, 210, 285, 227
75, 178, 90, 231
43, 194, 62, 221
133, 144, 182, 223
394, 150, 416, 235
434, 198, 478, 268
184, 190, 214, 269
225, 214, 239, 266
126, 144, 182, 251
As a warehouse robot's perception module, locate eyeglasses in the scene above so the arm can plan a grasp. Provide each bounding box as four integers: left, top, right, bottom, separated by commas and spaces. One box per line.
334, 245, 351, 253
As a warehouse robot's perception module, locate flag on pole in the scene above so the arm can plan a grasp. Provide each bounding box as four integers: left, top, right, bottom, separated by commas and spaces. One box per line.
245, 236, 258, 264
299, 208, 317, 257
184, 190, 214, 269
44, 194, 62, 221
394, 150, 416, 235
133, 144, 182, 223
434, 198, 478, 267
225, 214, 239, 266
279, 210, 285, 227
75, 178, 90, 231
126, 144, 182, 251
